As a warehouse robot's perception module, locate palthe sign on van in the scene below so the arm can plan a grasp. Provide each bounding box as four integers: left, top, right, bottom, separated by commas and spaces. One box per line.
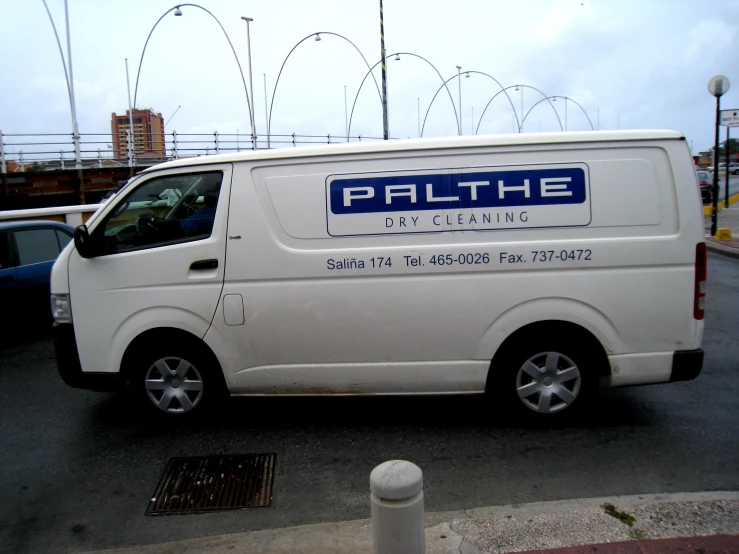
326, 164, 591, 236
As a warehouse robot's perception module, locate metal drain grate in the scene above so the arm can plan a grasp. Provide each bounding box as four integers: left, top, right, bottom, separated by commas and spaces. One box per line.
146, 454, 276, 515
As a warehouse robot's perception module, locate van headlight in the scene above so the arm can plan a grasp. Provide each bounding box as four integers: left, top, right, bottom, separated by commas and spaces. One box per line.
51, 294, 72, 324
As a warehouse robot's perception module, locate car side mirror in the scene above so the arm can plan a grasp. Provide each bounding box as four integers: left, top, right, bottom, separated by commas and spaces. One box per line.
74, 225, 96, 259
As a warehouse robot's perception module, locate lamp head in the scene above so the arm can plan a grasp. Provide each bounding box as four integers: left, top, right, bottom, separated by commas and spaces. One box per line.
241, 16, 253, 22
174, 6, 182, 16
394, 54, 400, 61
314, 33, 321, 41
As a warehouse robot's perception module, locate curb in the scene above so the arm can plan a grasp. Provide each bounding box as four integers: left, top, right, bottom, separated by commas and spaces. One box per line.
706, 239, 739, 259
86, 491, 739, 554
703, 192, 739, 215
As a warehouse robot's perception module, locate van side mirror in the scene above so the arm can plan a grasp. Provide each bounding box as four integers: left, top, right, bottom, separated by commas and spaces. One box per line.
74, 225, 95, 258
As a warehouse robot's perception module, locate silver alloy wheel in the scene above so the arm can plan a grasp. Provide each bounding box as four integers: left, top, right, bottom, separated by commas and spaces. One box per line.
144, 357, 204, 414
515, 351, 582, 414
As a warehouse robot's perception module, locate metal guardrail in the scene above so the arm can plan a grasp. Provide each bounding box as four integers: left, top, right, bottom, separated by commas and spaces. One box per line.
0, 203, 101, 226
0, 131, 386, 172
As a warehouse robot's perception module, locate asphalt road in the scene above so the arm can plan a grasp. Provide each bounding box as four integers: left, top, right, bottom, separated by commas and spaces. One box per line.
1, 254, 738, 553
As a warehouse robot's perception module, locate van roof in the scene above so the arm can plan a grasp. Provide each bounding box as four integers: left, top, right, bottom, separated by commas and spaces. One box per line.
142, 130, 685, 173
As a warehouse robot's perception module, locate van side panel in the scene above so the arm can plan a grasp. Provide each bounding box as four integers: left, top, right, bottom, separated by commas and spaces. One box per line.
208, 139, 701, 394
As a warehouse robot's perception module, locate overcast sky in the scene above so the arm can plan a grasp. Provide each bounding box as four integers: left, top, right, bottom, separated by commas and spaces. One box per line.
1, 0, 738, 155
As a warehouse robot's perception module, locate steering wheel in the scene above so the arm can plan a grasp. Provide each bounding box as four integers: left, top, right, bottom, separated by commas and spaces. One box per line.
183, 189, 199, 207
135, 212, 158, 234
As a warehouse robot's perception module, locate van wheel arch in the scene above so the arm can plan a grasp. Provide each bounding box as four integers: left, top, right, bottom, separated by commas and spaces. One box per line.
120, 328, 227, 413
486, 320, 610, 416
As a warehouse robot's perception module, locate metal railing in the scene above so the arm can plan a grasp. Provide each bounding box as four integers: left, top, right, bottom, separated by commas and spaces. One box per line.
0, 131, 386, 172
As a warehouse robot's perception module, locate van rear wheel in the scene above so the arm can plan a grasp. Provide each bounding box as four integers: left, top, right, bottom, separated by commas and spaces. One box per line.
131, 342, 223, 417
493, 338, 597, 419
515, 351, 582, 414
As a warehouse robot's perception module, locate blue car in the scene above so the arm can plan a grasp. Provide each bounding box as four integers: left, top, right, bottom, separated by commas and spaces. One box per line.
0, 220, 74, 335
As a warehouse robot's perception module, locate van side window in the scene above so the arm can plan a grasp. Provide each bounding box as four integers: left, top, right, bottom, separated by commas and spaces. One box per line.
14, 228, 62, 266
96, 171, 223, 254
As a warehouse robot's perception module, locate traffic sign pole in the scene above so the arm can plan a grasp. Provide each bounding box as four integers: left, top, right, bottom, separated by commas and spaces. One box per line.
712, 95, 721, 235
726, 126, 731, 209
719, 109, 738, 209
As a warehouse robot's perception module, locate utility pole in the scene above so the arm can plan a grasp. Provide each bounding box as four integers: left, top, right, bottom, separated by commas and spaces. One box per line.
380, 0, 389, 140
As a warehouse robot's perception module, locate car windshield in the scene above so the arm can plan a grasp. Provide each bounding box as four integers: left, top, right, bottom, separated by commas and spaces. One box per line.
697, 171, 709, 179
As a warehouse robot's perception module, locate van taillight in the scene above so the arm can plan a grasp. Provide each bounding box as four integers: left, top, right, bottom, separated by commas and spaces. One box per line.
694, 242, 707, 320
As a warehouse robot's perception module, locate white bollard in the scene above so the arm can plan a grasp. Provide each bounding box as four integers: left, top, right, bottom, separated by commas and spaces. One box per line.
370, 460, 425, 554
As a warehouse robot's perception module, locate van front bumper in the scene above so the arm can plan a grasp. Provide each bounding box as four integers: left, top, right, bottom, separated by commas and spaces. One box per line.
52, 323, 125, 392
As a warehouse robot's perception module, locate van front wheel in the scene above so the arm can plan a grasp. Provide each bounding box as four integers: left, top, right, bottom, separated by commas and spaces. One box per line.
132, 343, 223, 416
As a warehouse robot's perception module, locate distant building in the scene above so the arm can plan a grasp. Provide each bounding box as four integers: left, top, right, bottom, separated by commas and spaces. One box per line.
698, 151, 713, 166
111, 108, 165, 159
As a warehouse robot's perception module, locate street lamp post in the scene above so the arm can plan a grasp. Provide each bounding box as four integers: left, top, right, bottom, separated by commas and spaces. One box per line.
62, 0, 81, 170
456, 66, 462, 135
41, 0, 84, 201
241, 17, 257, 150
133, 4, 254, 159
522, 96, 594, 131
263, 74, 269, 148
344, 85, 348, 142
269, 32, 382, 144
421, 70, 519, 137
417, 97, 420, 138
349, 52, 458, 139
476, 85, 562, 135
708, 75, 730, 236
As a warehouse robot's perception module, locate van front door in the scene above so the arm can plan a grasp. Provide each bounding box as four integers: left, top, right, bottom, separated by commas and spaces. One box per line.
67, 165, 232, 375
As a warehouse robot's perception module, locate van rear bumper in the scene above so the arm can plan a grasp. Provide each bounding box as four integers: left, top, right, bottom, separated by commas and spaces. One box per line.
609, 348, 703, 387
52, 323, 125, 392
669, 348, 704, 383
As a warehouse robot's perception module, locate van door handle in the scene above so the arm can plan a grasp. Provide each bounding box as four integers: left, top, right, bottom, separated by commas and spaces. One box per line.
189, 259, 218, 270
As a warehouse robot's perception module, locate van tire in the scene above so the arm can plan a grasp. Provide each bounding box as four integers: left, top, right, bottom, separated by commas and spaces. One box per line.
491, 336, 598, 420
129, 340, 225, 418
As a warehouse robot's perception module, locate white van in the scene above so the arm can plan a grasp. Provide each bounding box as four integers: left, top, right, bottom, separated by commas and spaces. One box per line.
50, 131, 706, 419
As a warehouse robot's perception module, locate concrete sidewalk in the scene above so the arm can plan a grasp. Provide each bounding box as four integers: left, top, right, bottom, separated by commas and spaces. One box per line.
706, 198, 739, 258
90, 491, 739, 554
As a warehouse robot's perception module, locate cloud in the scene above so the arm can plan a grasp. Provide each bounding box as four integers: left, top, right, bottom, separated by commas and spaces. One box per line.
686, 20, 738, 62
